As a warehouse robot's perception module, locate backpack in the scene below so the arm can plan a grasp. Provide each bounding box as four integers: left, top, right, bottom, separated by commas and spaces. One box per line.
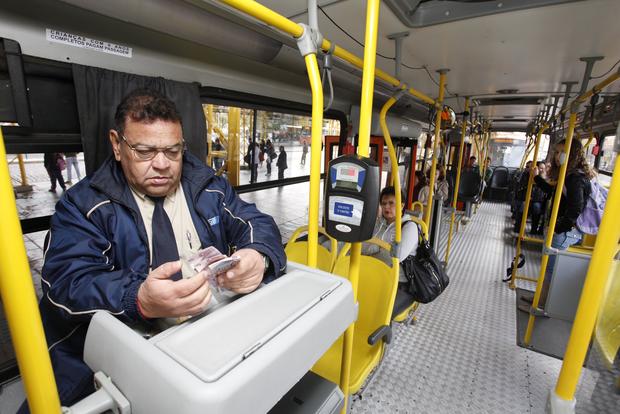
401, 224, 449, 303
576, 179, 608, 234
57, 156, 66, 171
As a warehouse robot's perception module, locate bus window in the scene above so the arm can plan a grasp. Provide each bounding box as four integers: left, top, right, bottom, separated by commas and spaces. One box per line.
599, 135, 617, 173
597, 135, 616, 186
257, 110, 339, 182
488, 132, 549, 168
203, 104, 340, 185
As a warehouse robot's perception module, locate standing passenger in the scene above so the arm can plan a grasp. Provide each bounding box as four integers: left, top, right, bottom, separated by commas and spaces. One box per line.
301, 141, 308, 166
64, 152, 82, 184
277, 145, 288, 180
43, 152, 66, 192
265, 139, 275, 176
520, 139, 594, 313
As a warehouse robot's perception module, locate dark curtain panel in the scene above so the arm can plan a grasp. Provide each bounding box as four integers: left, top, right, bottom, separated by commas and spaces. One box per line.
72, 64, 207, 174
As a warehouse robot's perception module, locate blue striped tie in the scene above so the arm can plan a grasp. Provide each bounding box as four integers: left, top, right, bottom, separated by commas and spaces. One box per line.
148, 196, 182, 280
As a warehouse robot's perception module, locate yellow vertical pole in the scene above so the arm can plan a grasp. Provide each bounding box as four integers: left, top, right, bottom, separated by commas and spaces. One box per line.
472, 130, 481, 167
205, 105, 214, 167
524, 112, 577, 344
17, 154, 28, 186
340, 1, 380, 412
476, 129, 485, 177
0, 127, 62, 413
552, 149, 620, 405
304, 53, 323, 269
509, 125, 547, 289
242, 109, 247, 163
584, 131, 595, 151
228, 107, 240, 186
422, 71, 448, 228
444, 98, 470, 264
519, 138, 535, 170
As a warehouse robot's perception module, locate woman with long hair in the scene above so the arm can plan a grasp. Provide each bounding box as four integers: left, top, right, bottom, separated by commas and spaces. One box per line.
520, 138, 595, 313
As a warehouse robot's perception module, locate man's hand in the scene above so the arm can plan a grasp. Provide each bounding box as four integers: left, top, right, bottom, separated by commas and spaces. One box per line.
137, 261, 211, 319
217, 248, 265, 294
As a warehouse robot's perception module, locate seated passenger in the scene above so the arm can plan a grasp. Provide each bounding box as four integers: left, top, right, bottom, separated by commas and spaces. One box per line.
362, 186, 419, 285
529, 161, 548, 235
513, 161, 533, 233
412, 170, 427, 205
519, 139, 594, 313
418, 166, 449, 205
28, 89, 286, 410
483, 157, 493, 186
466, 155, 478, 170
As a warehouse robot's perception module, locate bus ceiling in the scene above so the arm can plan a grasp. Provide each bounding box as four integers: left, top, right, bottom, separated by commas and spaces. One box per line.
384, 0, 585, 28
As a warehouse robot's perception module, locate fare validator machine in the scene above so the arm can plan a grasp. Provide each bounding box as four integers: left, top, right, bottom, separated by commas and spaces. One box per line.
325, 155, 380, 242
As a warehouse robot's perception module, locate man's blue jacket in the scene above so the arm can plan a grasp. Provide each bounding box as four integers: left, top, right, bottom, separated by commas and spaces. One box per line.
39, 153, 286, 405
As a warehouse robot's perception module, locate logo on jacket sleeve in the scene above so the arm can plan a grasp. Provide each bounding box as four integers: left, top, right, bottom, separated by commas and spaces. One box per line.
208, 216, 220, 226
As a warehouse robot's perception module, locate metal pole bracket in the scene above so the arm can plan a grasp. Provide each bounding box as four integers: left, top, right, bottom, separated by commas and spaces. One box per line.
391, 241, 400, 259
543, 245, 560, 256
392, 87, 407, 101
296, 23, 323, 57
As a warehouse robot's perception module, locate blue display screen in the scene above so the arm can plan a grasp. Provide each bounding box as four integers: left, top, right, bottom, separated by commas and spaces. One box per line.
333, 202, 354, 217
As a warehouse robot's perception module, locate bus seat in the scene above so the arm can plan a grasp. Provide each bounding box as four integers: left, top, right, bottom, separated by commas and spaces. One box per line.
545, 248, 592, 322
311, 238, 398, 394
594, 256, 620, 367
488, 166, 509, 200
392, 291, 418, 323
457, 170, 482, 217
285, 226, 338, 272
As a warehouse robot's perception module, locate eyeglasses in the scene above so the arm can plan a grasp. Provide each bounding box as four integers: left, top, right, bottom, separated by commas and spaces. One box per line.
118, 134, 185, 161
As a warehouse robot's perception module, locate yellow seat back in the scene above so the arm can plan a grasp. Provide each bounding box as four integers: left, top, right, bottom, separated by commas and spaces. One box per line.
285, 226, 338, 272
311, 238, 398, 393
581, 233, 597, 248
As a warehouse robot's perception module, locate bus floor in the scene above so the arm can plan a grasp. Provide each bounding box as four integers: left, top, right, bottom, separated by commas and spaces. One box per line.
1, 185, 618, 413
345, 201, 619, 414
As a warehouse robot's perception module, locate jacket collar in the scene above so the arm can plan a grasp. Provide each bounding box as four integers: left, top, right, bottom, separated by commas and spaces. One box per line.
90, 153, 215, 206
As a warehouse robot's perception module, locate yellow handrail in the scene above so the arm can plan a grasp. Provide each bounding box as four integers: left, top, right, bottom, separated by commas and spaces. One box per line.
444, 98, 470, 265
524, 113, 577, 344
509, 125, 548, 289
379, 92, 406, 329
411, 201, 424, 216
407, 216, 429, 239
551, 143, 620, 405
422, 72, 447, 228
218, 0, 436, 107
518, 137, 534, 170
380, 94, 404, 244
0, 127, 62, 413
304, 52, 323, 269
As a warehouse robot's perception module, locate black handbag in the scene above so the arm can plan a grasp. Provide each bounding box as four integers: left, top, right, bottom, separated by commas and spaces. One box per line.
401, 225, 449, 303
